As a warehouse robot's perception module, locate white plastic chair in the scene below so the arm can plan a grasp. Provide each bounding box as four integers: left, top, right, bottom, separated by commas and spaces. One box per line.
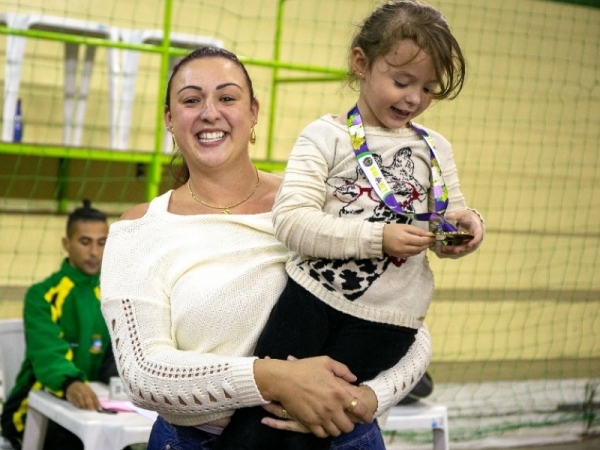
0, 318, 25, 402
382, 401, 450, 450
0, 13, 119, 146
0, 318, 25, 449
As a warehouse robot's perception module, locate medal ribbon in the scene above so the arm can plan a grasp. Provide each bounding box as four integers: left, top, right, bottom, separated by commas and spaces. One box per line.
347, 104, 456, 232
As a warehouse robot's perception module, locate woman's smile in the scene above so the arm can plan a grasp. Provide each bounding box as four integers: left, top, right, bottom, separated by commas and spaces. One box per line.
197, 130, 226, 143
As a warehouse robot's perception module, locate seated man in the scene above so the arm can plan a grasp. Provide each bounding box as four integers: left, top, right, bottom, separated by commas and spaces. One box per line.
1, 200, 117, 450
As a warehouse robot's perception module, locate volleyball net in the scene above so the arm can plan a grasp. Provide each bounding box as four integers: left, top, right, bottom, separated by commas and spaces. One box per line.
0, 0, 599, 445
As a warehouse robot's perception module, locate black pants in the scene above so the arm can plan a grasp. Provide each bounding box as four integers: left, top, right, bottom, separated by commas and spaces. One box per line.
215, 278, 416, 450
43, 421, 84, 450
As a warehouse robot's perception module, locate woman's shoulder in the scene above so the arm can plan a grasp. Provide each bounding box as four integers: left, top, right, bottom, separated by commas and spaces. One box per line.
117, 191, 172, 221
256, 171, 282, 211
259, 170, 283, 189
119, 202, 150, 221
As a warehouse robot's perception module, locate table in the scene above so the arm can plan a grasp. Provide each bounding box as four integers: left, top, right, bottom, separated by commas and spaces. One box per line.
22, 382, 154, 450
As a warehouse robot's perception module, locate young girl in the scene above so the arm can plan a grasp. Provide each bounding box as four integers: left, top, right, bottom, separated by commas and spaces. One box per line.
216, 1, 485, 449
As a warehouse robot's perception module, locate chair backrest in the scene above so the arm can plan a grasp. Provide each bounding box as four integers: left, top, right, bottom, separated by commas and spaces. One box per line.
0, 319, 25, 402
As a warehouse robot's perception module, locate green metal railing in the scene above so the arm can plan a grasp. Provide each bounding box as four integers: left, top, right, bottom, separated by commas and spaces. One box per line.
0, 0, 346, 211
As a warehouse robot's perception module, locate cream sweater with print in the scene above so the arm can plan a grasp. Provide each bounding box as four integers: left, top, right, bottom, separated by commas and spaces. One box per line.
101, 191, 432, 426
273, 114, 474, 329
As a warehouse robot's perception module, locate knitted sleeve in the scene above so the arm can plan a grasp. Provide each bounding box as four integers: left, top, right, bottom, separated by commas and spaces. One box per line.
100, 219, 268, 426
273, 121, 384, 260
362, 324, 432, 416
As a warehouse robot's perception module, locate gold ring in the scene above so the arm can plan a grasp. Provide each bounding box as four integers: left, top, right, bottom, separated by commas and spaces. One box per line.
347, 397, 359, 413
281, 408, 289, 420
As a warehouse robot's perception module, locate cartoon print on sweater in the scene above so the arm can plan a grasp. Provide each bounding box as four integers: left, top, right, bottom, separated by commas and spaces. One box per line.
300, 147, 428, 301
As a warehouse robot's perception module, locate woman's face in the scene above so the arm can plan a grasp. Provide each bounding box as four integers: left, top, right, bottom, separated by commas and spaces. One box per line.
165, 56, 258, 170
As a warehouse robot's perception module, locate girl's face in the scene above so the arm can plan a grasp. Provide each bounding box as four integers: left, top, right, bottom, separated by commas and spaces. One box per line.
165, 57, 258, 170
352, 40, 438, 129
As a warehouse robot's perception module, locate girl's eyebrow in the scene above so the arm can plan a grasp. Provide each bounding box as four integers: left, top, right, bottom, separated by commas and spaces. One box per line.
177, 82, 242, 95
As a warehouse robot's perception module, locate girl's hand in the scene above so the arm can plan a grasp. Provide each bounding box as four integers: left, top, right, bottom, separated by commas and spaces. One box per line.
261, 402, 310, 433
348, 384, 378, 422
254, 356, 370, 438
435, 210, 484, 257
383, 223, 435, 258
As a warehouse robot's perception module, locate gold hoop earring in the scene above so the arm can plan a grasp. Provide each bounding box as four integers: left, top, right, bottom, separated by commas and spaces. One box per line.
250, 127, 257, 145
167, 126, 179, 152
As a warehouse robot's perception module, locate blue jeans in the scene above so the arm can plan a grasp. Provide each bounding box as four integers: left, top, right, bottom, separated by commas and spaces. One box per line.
147, 416, 386, 450
330, 422, 386, 450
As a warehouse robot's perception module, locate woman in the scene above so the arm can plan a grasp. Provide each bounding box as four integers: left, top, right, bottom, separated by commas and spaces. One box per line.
100, 46, 432, 450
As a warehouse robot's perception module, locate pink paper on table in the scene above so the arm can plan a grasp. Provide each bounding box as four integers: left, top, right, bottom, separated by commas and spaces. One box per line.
98, 397, 138, 412
98, 397, 159, 420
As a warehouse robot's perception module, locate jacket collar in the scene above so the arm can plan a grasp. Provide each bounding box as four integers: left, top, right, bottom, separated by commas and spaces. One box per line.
60, 258, 100, 284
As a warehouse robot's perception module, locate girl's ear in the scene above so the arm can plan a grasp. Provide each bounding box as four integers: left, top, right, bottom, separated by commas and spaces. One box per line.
351, 47, 368, 77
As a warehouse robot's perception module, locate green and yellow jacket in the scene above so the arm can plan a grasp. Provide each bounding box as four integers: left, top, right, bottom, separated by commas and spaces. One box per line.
0, 259, 113, 447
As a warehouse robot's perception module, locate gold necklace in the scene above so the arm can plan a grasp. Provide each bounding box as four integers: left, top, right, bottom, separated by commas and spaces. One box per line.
187, 167, 260, 214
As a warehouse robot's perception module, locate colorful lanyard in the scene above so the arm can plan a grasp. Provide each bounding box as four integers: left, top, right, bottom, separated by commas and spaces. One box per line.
347, 104, 457, 232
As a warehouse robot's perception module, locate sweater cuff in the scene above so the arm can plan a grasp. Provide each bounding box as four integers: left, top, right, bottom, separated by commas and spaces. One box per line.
232, 356, 270, 407
467, 207, 486, 234
368, 222, 385, 258
362, 325, 432, 417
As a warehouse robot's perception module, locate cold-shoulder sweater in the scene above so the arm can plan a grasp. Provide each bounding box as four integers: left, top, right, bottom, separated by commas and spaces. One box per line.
101, 192, 432, 426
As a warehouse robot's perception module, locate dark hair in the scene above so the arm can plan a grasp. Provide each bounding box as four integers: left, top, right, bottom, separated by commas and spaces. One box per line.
348, 0, 465, 100
165, 46, 256, 109
66, 199, 107, 237
166, 46, 257, 185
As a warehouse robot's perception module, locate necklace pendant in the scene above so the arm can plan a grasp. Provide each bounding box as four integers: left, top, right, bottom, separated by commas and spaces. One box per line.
186, 167, 260, 214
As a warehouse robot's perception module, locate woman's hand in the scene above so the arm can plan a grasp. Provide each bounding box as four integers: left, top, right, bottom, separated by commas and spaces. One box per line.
254, 356, 371, 438
259, 362, 378, 435
383, 223, 435, 258
435, 209, 484, 257
260, 384, 377, 433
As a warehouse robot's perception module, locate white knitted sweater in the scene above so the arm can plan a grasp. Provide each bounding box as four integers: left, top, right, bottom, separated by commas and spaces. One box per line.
101, 191, 432, 426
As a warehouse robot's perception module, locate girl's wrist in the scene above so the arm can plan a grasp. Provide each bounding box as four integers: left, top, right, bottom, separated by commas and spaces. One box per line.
357, 384, 378, 415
